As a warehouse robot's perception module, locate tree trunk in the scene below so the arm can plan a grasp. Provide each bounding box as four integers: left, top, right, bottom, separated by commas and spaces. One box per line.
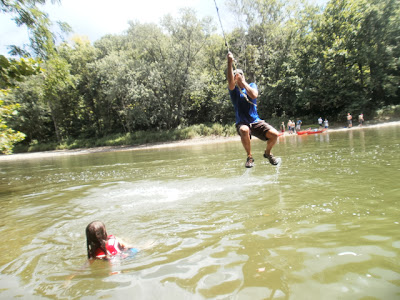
49, 103, 61, 143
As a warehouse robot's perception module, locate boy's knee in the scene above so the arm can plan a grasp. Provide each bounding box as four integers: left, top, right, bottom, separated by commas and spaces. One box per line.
267, 129, 279, 140
239, 126, 250, 135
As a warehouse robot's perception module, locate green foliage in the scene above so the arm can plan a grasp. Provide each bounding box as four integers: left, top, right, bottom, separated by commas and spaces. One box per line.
0, 53, 41, 155
1, 0, 71, 153
6, 75, 54, 143
0, 98, 26, 154
4, 0, 400, 152
0, 55, 41, 89
303, 0, 400, 118
375, 105, 400, 120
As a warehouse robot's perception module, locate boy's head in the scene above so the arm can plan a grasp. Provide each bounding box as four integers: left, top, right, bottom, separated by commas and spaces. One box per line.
233, 69, 244, 78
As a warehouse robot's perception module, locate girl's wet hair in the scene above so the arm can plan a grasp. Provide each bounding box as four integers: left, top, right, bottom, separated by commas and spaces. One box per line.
86, 221, 108, 259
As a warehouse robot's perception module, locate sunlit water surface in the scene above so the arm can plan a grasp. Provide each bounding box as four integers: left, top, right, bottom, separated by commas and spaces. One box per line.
0, 124, 399, 299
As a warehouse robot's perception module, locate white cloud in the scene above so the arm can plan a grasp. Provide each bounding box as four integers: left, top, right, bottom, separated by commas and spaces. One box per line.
0, 0, 328, 55
45, 0, 215, 39
0, 0, 222, 55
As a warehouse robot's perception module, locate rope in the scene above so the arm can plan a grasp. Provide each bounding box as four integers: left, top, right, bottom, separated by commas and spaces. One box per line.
213, 0, 230, 52
213, 0, 256, 107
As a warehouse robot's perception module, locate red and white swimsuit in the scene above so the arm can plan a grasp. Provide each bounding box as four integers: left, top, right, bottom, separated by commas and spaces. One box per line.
95, 235, 122, 258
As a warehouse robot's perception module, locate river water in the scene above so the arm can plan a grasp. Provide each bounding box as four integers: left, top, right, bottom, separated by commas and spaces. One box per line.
0, 123, 399, 299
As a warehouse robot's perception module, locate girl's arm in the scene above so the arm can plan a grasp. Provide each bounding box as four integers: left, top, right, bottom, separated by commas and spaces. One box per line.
116, 237, 132, 249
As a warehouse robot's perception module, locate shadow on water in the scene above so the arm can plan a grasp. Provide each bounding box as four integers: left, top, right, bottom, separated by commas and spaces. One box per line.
0, 124, 400, 299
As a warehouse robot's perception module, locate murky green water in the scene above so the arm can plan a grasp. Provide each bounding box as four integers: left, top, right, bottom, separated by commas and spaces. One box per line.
0, 124, 399, 299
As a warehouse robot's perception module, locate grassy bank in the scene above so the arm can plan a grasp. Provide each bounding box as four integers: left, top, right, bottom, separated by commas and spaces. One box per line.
14, 123, 238, 153
12, 105, 400, 154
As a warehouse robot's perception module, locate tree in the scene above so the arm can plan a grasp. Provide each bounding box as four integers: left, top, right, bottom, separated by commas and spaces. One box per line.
0, 99, 26, 154
58, 36, 101, 138
1, 0, 71, 58
6, 75, 54, 144
1, 0, 71, 152
0, 55, 41, 89
0, 56, 41, 153
40, 55, 74, 142
159, 9, 213, 128
309, 0, 400, 119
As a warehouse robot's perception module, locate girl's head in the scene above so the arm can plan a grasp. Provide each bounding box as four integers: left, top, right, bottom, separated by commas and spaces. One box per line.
86, 221, 108, 259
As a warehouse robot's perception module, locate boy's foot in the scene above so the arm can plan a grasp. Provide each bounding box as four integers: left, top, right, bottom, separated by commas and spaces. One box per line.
264, 153, 279, 165
245, 156, 254, 168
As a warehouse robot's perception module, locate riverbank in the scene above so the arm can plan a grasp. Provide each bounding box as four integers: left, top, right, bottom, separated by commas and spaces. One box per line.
0, 136, 240, 161
1, 121, 399, 161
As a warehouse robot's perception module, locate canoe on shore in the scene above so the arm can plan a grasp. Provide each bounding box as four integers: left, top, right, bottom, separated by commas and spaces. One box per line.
297, 129, 327, 135
296, 130, 309, 135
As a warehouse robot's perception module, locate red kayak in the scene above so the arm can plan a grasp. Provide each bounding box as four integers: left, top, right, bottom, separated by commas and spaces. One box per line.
296, 130, 309, 135
307, 130, 325, 134
297, 129, 326, 135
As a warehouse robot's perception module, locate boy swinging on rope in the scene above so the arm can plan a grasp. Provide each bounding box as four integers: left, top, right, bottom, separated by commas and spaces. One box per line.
227, 52, 280, 168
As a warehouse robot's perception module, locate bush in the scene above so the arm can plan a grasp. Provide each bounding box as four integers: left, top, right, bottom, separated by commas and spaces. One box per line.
375, 105, 400, 120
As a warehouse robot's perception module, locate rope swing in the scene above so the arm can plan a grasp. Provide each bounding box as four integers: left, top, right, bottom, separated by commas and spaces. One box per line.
213, 0, 256, 107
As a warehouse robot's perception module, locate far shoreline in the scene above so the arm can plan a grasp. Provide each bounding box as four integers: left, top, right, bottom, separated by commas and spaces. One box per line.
0, 136, 240, 162
1, 121, 399, 162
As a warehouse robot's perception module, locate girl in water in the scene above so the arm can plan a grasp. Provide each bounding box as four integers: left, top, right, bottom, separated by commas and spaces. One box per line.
65, 221, 145, 286
86, 220, 138, 260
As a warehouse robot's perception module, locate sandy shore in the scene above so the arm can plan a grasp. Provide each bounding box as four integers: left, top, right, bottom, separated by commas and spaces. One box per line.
1, 121, 399, 162
0, 136, 240, 161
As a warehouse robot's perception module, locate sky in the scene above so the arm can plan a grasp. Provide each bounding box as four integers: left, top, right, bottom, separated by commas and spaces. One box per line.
0, 0, 230, 56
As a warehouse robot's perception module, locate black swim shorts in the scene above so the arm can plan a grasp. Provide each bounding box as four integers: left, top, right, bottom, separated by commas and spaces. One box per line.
236, 120, 274, 141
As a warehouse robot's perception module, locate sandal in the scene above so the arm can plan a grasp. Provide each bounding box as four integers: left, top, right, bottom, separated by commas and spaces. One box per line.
264, 153, 279, 165
245, 156, 254, 168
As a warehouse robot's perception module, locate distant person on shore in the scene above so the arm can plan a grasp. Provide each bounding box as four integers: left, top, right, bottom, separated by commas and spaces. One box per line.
347, 113, 353, 128
324, 119, 329, 129
227, 52, 280, 168
318, 117, 323, 128
86, 221, 138, 260
280, 122, 285, 133
288, 120, 295, 134
296, 119, 302, 131
358, 113, 364, 126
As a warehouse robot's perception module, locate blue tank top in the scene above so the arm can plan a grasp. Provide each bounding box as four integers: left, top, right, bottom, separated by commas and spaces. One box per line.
229, 83, 261, 125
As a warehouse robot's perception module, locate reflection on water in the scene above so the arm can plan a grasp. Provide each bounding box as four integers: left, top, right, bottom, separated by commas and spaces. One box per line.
0, 124, 399, 299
